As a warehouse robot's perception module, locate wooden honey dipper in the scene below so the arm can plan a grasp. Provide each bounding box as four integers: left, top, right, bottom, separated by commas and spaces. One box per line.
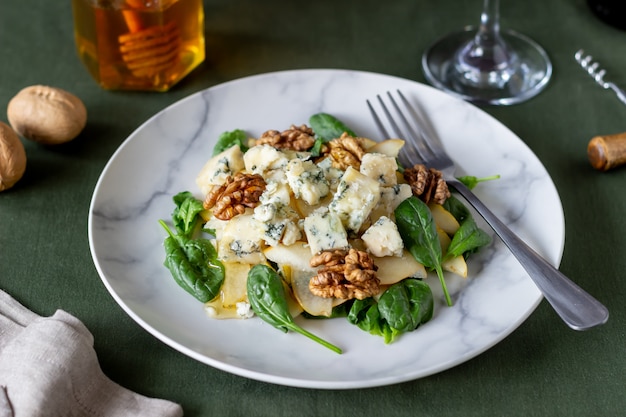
588, 132, 626, 171
118, 0, 182, 78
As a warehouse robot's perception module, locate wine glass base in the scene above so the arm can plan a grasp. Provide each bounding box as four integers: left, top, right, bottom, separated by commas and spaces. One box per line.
422, 27, 553, 105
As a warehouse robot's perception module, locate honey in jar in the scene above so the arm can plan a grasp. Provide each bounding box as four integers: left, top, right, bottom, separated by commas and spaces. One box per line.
72, 0, 205, 91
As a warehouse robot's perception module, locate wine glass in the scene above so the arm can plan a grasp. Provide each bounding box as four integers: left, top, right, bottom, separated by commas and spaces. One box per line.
422, 0, 552, 105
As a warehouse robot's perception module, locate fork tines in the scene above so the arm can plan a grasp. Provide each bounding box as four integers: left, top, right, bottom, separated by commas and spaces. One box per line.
366, 90, 437, 169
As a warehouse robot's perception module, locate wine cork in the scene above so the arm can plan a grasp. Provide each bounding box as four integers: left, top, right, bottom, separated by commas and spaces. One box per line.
588, 132, 626, 171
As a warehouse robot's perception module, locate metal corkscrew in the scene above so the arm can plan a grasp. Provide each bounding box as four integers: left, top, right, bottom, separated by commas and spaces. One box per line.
575, 49, 626, 106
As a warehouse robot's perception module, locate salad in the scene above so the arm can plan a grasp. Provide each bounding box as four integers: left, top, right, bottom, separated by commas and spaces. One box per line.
159, 113, 491, 354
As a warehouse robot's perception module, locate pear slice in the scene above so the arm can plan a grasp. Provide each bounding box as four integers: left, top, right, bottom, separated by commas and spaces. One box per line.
367, 138, 405, 158
374, 250, 427, 285
204, 262, 251, 319
220, 262, 251, 308
360, 137, 378, 149
264, 243, 331, 315
429, 203, 460, 235
442, 255, 468, 278
437, 226, 451, 252
290, 268, 334, 317
263, 242, 314, 272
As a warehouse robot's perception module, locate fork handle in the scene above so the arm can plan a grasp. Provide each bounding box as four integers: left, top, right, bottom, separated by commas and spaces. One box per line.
449, 179, 609, 330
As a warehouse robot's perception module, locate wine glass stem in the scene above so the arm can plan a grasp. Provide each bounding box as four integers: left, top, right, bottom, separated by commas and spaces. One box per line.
455, 0, 513, 88
473, 0, 506, 58
478, 0, 500, 38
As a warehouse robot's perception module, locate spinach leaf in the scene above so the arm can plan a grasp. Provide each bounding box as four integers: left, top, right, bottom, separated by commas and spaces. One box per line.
310, 138, 324, 157
347, 279, 433, 344
212, 129, 249, 156
378, 279, 433, 332
395, 158, 406, 174
247, 264, 342, 354
348, 298, 398, 344
348, 298, 378, 330
456, 174, 500, 190
309, 113, 357, 142
171, 191, 206, 237
446, 215, 491, 259
441, 195, 491, 259
395, 196, 452, 306
159, 220, 225, 303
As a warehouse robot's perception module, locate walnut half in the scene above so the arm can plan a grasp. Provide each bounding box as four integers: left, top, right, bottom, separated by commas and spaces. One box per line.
256, 124, 315, 151
320, 133, 367, 171
309, 249, 380, 300
403, 164, 450, 205
203, 172, 266, 220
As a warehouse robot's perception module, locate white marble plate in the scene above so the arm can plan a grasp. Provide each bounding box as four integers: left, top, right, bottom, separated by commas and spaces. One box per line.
88, 70, 564, 389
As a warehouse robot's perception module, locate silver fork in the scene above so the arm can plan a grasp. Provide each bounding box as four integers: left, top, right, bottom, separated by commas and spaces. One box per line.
367, 90, 609, 331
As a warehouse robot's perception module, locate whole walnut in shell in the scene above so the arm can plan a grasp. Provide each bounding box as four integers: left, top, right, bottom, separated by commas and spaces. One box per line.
0, 122, 27, 192
7, 85, 87, 145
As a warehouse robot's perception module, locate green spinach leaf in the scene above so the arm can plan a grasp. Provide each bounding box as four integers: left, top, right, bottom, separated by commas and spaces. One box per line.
378, 279, 433, 332
247, 264, 342, 354
446, 216, 491, 259
395, 196, 452, 306
309, 113, 356, 142
347, 279, 433, 344
348, 298, 398, 343
171, 191, 206, 237
212, 129, 249, 156
441, 196, 491, 259
348, 298, 378, 330
159, 220, 225, 303
456, 174, 500, 190
310, 138, 324, 157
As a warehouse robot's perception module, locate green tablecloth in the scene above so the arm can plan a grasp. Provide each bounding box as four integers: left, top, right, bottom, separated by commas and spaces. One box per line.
1, 0, 624, 415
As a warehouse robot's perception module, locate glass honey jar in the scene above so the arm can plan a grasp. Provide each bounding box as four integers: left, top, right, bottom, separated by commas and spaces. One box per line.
72, 0, 205, 92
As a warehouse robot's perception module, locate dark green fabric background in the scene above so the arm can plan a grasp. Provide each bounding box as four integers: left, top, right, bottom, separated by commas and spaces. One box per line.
1, 1, 624, 416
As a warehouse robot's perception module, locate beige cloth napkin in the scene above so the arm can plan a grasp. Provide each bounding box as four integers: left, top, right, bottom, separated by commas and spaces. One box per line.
0, 290, 183, 417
